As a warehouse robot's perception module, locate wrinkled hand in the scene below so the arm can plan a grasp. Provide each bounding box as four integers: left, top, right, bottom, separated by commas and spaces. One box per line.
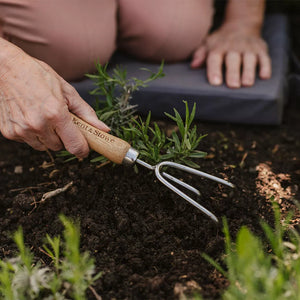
191, 24, 272, 88
0, 48, 109, 158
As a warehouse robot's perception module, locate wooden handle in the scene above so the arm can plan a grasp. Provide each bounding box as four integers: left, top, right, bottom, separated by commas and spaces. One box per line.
71, 113, 131, 164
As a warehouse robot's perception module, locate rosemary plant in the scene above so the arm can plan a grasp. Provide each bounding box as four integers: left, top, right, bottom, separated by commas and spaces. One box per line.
87, 62, 164, 137
122, 101, 207, 168
59, 62, 207, 168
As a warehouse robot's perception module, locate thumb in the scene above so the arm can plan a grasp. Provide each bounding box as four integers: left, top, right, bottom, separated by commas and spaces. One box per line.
63, 82, 110, 132
190, 45, 207, 69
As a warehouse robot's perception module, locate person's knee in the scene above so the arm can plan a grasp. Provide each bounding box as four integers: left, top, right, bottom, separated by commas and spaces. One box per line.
0, 0, 117, 80
118, 0, 214, 62
43, 33, 116, 81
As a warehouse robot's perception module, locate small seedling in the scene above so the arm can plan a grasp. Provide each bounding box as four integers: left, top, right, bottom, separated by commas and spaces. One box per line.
0, 216, 101, 300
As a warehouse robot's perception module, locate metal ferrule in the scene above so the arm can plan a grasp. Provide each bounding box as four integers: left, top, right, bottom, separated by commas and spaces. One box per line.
122, 147, 139, 166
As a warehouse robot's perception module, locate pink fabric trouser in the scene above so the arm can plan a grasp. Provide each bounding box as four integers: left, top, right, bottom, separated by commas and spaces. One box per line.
0, 0, 214, 80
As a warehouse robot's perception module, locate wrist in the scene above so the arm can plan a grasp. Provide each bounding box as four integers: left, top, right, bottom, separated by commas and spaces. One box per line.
223, 0, 265, 35
0, 38, 23, 63
220, 19, 262, 36
0, 38, 24, 77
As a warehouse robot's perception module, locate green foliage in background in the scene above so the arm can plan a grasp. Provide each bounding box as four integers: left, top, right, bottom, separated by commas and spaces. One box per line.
0, 216, 101, 300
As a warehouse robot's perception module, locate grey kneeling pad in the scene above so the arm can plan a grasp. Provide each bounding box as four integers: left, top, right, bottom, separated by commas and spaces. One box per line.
72, 14, 289, 125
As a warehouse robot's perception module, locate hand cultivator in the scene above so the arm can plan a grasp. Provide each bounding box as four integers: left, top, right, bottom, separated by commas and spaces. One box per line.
72, 114, 234, 223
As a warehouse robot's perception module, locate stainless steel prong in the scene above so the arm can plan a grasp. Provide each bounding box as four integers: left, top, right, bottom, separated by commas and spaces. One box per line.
158, 161, 235, 188
135, 158, 234, 223
136, 159, 155, 170
136, 159, 201, 196
161, 172, 201, 196
158, 170, 219, 222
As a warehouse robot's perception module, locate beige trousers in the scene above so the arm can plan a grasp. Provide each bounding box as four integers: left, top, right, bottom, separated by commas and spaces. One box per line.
0, 0, 214, 80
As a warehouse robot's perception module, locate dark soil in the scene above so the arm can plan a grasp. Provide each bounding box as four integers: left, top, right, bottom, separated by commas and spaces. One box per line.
1, 95, 299, 299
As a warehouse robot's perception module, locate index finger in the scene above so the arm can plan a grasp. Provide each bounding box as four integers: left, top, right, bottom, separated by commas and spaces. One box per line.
55, 110, 90, 158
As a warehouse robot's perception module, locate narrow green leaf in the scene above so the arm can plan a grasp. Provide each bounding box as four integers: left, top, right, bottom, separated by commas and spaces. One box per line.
188, 151, 207, 158
90, 156, 107, 163
145, 111, 151, 129
188, 102, 197, 129
180, 159, 200, 169
184, 100, 189, 127
171, 132, 181, 150
174, 109, 185, 137
164, 112, 177, 122
202, 253, 227, 277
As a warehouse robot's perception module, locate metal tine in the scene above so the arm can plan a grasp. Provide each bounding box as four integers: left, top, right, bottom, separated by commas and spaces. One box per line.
158, 161, 235, 188
161, 172, 201, 196
156, 161, 235, 222
136, 159, 203, 195
135, 159, 234, 222
155, 166, 219, 223
136, 159, 234, 188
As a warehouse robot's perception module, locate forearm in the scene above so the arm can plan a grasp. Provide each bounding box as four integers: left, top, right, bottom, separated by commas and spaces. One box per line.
223, 0, 266, 33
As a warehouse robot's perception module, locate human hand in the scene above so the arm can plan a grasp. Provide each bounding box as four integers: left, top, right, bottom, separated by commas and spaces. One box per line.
190, 23, 272, 88
0, 45, 109, 158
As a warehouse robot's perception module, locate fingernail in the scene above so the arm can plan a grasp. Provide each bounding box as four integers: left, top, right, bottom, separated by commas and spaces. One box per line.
242, 78, 254, 87
190, 62, 197, 69
211, 75, 222, 85
260, 69, 271, 79
101, 122, 111, 131
229, 80, 241, 89
191, 59, 200, 69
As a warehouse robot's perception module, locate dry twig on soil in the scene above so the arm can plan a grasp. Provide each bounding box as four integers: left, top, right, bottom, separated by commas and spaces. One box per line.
40, 181, 73, 202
